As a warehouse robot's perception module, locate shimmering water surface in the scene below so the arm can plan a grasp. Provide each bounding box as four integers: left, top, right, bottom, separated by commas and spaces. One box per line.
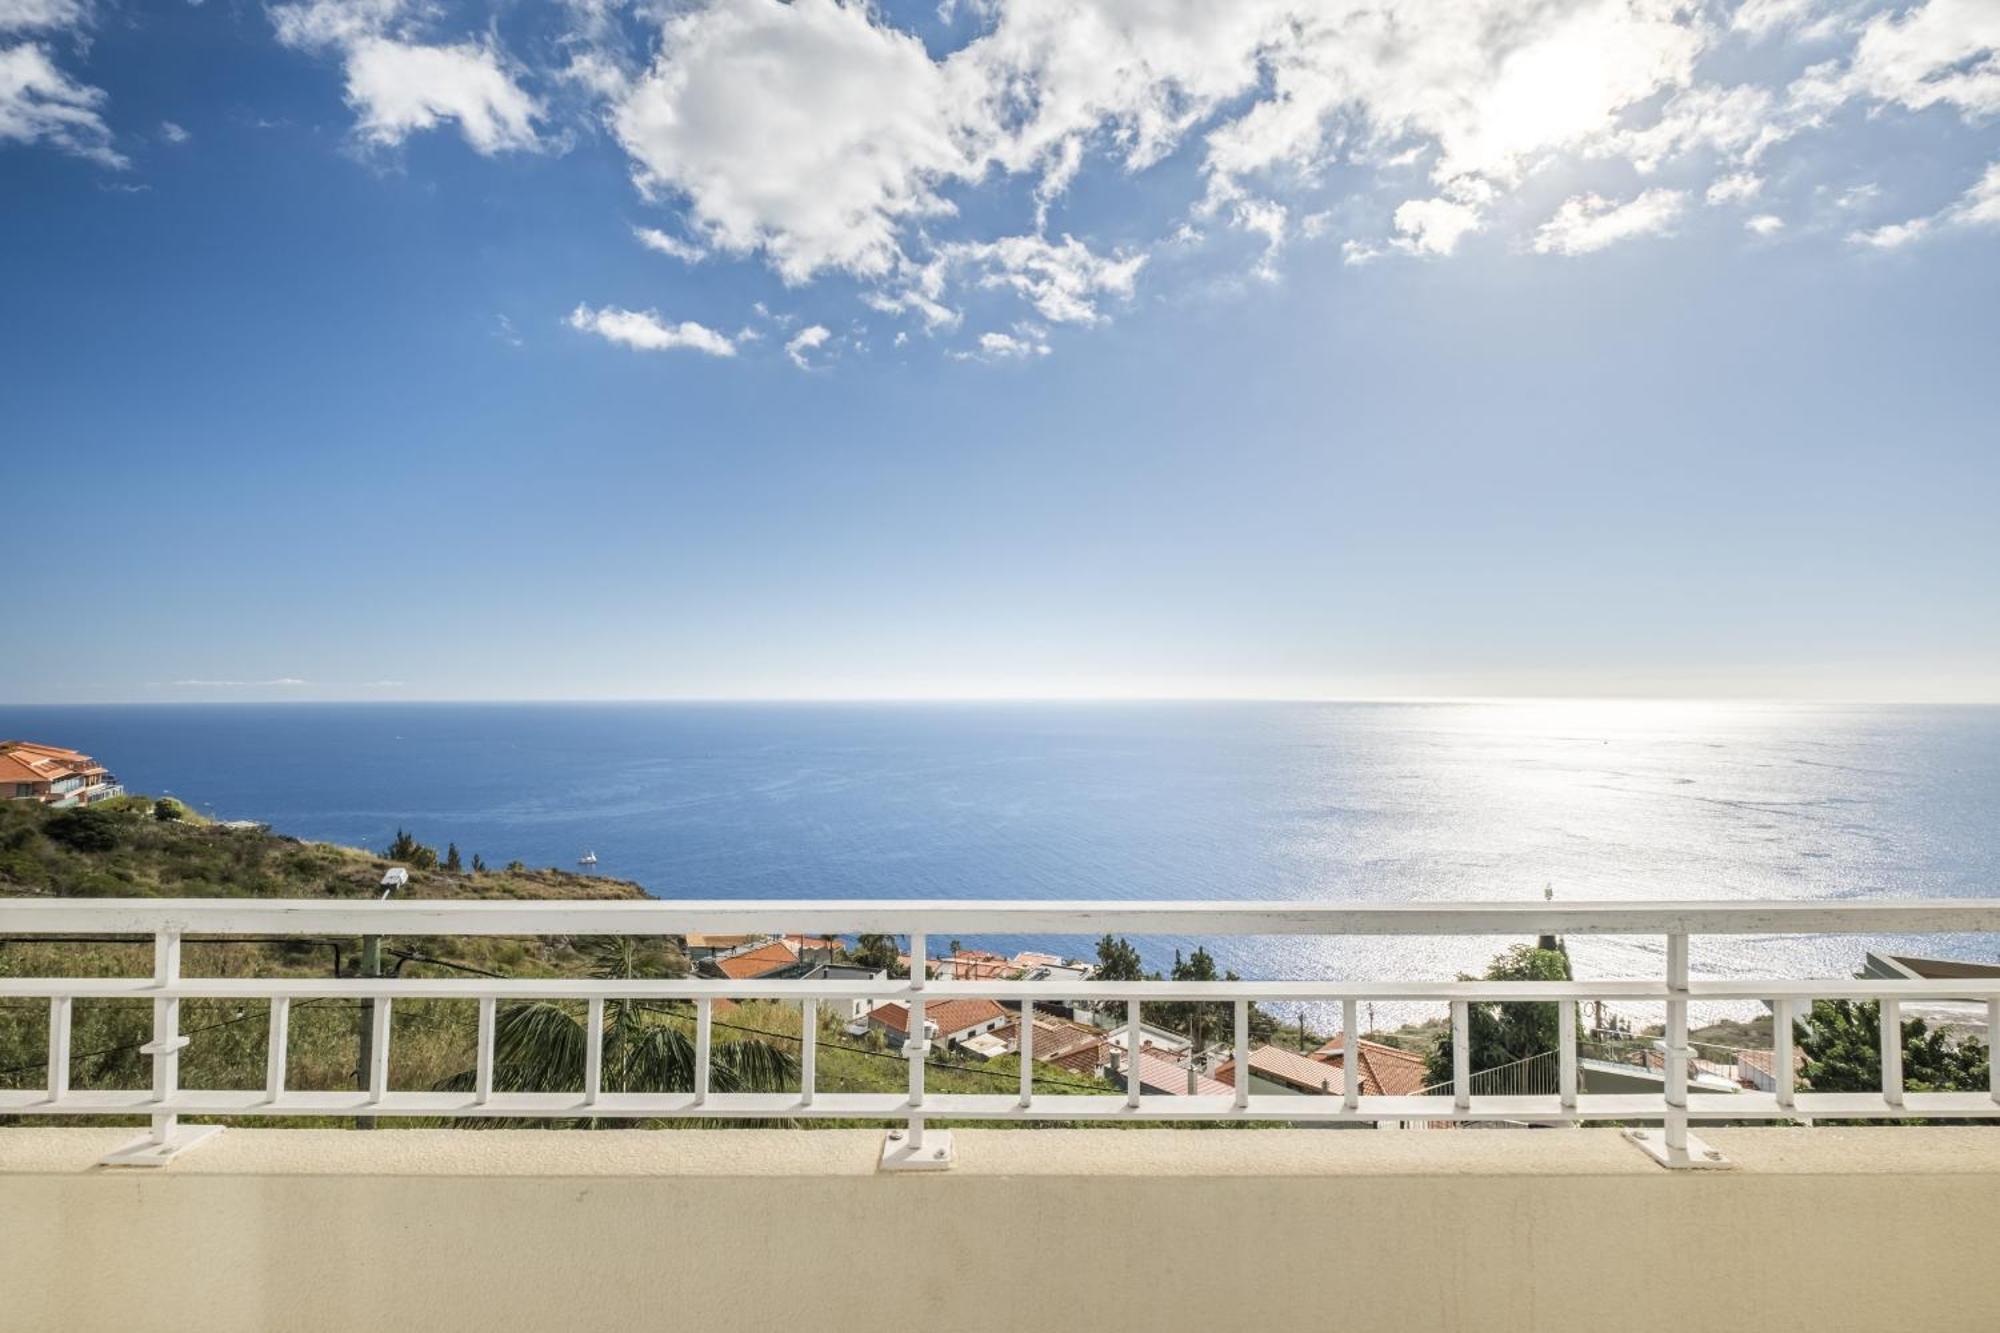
7, 701, 1996, 1021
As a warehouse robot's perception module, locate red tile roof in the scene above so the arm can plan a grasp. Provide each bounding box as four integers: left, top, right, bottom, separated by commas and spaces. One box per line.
1309, 1035, 1432, 1096
711, 939, 801, 979
1214, 1044, 1345, 1095
1130, 1050, 1233, 1097
992, 1016, 1104, 1061
869, 998, 1008, 1039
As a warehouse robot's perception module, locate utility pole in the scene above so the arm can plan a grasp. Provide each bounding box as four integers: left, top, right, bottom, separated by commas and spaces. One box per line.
355, 933, 381, 1130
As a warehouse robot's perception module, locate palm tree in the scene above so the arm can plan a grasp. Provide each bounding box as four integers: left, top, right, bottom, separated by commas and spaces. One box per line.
443, 937, 796, 1121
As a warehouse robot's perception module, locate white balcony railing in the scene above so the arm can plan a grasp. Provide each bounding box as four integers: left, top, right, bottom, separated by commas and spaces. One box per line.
5, 898, 1999, 1169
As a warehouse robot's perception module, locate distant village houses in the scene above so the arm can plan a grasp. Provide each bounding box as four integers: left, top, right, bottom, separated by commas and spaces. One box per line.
0, 741, 123, 808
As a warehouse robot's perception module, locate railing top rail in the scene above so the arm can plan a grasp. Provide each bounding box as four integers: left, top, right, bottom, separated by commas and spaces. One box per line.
4, 896, 2000, 937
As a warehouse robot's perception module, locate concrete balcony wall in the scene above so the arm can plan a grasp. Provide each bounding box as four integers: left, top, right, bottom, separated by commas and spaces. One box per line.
4, 1127, 1999, 1332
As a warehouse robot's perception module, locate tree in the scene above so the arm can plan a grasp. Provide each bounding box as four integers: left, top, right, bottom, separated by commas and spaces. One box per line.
153, 798, 187, 823
444, 937, 795, 1118
1094, 934, 1145, 983
385, 828, 439, 870
1154, 947, 1238, 1050
1426, 943, 1574, 1089
948, 938, 963, 959
1798, 999, 1989, 1095
45, 807, 119, 853
851, 933, 900, 974
445, 843, 463, 873
471, 853, 486, 874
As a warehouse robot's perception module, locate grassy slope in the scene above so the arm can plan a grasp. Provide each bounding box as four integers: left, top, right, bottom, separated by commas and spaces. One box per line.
0, 797, 1123, 1122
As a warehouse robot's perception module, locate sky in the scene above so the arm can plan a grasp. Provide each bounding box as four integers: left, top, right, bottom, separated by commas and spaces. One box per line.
1, 0, 1997, 704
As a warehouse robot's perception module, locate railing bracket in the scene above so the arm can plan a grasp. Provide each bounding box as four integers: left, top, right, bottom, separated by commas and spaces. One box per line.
879, 1128, 954, 1172
100, 1123, 224, 1168
1623, 1128, 1732, 1171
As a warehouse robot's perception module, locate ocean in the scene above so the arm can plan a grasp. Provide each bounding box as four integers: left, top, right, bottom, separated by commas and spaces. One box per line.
6, 700, 1997, 1019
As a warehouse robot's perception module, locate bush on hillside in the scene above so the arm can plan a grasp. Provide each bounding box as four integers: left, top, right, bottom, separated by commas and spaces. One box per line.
45, 806, 120, 854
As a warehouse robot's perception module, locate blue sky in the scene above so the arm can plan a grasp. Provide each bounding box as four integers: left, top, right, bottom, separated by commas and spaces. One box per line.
2, 0, 1997, 703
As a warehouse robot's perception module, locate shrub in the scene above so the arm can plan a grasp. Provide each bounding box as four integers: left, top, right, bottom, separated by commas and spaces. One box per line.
45, 807, 120, 854
154, 798, 188, 822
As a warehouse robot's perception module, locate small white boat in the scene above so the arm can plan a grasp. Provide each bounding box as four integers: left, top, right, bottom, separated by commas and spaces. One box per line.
578, 850, 598, 866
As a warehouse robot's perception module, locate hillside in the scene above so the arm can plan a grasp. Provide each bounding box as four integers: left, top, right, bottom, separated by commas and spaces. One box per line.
0, 794, 1122, 1123
0, 796, 648, 903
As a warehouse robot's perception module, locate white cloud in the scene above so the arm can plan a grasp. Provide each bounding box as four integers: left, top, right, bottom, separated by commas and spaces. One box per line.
566, 303, 737, 355
1532, 187, 1688, 255
272, 0, 542, 154
973, 329, 1049, 359
785, 323, 832, 369
1790, 0, 2000, 120
612, 0, 973, 283
1745, 212, 1786, 235
1706, 172, 1764, 205
633, 225, 706, 263
0, 42, 122, 166
1849, 217, 1931, 248
1849, 160, 2000, 247
1391, 195, 1484, 256
939, 233, 1144, 324
159, 119, 189, 144
0, 0, 86, 31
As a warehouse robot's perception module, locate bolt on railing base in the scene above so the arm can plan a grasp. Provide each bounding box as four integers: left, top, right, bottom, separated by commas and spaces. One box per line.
1623, 1127, 1732, 1171
100, 1123, 224, 1168
879, 1127, 955, 1172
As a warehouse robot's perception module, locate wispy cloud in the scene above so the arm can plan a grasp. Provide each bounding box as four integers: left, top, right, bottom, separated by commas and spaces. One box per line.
566, 303, 736, 355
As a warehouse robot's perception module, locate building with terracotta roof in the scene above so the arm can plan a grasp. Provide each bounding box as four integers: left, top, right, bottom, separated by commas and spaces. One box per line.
1121, 1050, 1234, 1098
991, 1014, 1105, 1064
0, 742, 121, 808
868, 998, 1010, 1050
1308, 1035, 1433, 1096
698, 938, 803, 980
934, 953, 1026, 982
1213, 1044, 1346, 1097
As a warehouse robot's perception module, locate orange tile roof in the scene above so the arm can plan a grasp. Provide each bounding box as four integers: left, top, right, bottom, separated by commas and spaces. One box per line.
1131, 1050, 1233, 1097
1214, 1044, 1345, 1095
0, 752, 52, 785
869, 998, 1008, 1039
1046, 1040, 1111, 1078
683, 933, 761, 951
712, 939, 801, 979
1309, 1035, 1432, 1096
938, 955, 1027, 981
992, 1016, 1104, 1061
0, 741, 103, 780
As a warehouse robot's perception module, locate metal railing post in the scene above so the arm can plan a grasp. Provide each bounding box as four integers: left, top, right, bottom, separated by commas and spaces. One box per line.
694, 998, 712, 1107
475, 997, 496, 1107
1558, 1000, 1576, 1112
1342, 999, 1360, 1111
1880, 999, 1904, 1109
1665, 933, 1689, 1152
1125, 1001, 1142, 1109
102, 929, 219, 1166
46, 996, 71, 1104
1018, 998, 1033, 1109
1232, 1000, 1249, 1111
264, 997, 289, 1104
1626, 932, 1726, 1169
1773, 998, 1795, 1112
802, 999, 817, 1109
1450, 1001, 1470, 1112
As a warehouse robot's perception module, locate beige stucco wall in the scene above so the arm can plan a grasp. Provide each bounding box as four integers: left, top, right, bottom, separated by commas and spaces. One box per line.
4, 1126, 1998, 1332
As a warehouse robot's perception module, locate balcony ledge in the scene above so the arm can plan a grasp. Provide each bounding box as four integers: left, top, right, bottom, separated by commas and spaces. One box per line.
6, 1127, 2000, 1330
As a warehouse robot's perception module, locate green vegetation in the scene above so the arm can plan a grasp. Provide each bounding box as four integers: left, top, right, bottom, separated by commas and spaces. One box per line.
1425, 943, 1573, 1088
1797, 998, 1989, 1096
0, 796, 1125, 1130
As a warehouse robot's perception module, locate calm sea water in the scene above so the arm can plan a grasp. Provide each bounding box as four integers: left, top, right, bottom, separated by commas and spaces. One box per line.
5, 701, 1997, 1019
